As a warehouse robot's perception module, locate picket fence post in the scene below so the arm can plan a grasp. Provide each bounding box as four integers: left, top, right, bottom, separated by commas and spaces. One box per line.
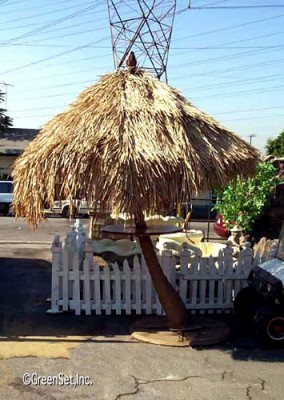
141, 255, 153, 314
179, 243, 191, 304
83, 239, 94, 315
49, 234, 262, 316
47, 234, 62, 314
74, 219, 88, 264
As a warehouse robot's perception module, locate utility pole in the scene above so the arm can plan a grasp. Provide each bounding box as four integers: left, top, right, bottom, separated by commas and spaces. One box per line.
1, 82, 13, 109
248, 134, 256, 145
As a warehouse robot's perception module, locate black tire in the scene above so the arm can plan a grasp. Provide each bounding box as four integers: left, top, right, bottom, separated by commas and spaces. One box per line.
3, 204, 12, 216
254, 306, 284, 346
7, 205, 14, 216
62, 206, 77, 219
234, 286, 262, 326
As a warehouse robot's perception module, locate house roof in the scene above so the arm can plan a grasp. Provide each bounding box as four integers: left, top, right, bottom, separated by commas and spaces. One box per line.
0, 128, 39, 156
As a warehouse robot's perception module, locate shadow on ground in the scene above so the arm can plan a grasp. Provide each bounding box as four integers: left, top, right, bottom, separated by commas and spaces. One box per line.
0, 256, 284, 362
195, 314, 284, 362
0, 257, 132, 342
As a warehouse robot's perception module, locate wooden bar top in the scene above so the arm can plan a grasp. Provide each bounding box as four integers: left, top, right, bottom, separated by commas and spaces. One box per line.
101, 224, 182, 236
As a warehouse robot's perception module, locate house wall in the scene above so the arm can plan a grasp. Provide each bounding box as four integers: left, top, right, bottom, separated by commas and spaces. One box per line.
192, 190, 213, 205
0, 155, 17, 177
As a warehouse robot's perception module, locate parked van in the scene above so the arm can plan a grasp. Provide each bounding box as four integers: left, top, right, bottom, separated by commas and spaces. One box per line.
0, 181, 13, 215
51, 199, 91, 218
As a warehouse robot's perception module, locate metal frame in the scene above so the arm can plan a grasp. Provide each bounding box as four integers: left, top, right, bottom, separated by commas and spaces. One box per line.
107, 0, 176, 82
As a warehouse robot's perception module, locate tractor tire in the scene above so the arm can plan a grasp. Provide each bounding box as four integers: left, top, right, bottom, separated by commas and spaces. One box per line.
234, 286, 262, 326
254, 306, 284, 346
3, 204, 12, 216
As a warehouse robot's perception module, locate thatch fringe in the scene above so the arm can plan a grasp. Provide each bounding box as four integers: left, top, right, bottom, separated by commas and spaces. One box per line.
12, 69, 259, 226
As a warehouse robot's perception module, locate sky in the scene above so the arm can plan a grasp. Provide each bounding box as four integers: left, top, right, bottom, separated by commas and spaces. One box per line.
0, 0, 284, 154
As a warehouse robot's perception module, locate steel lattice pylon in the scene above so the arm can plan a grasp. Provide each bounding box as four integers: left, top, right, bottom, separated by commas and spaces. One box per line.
107, 0, 176, 82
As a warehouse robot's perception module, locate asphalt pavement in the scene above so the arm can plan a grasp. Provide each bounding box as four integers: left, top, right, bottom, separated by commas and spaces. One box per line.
0, 214, 89, 245
0, 216, 283, 399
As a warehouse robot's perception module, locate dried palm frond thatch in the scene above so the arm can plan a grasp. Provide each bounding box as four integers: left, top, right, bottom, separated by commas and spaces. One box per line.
12, 69, 259, 225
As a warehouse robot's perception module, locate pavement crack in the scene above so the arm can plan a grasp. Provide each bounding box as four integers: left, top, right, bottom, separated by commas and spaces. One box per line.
259, 378, 265, 391
115, 374, 202, 399
246, 385, 252, 400
221, 370, 234, 382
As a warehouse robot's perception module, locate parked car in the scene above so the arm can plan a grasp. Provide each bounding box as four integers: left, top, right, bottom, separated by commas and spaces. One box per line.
234, 222, 284, 345
0, 180, 13, 216
190, 204, 217, 220
51, 199, 92, 218
172, 198, 217, 221
213, 214, 229, 238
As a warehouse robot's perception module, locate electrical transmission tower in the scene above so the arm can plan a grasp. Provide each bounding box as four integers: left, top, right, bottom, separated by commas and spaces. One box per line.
107, 0, 177, 82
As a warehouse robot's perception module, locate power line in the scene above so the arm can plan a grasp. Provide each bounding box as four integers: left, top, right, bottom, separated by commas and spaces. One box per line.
0, 11, 103, 33
171, 28, 284, 57
9, 26, 283, 81
190, 84, 284, 101
180, 73, 284, 92
11, 65, 110, 85
0, 0, 95, 16
223, 115, 284, 122
0, 37, 110, 75
0, 1, 106, 47
172, 45, 284, 49
213, 106, 284, 116
1, 0, 97, 21
173, 13, 284, 41
189, 5, 284, 10
11, 24, 108, 44
169, 55, 284, 79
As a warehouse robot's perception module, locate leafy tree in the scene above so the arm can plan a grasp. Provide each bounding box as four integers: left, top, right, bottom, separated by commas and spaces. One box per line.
265, 130, 284, 157
0, 90, 13, 131
214, 162, 279, 233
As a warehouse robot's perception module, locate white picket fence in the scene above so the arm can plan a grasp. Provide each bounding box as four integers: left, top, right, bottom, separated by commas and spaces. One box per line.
47, 221, 277, 316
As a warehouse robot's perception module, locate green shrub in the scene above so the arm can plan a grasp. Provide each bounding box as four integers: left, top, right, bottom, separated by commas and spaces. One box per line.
214, 162, 279, 233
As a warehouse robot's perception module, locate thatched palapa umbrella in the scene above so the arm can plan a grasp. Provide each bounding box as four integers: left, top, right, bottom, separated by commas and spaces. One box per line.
13, 64, 259, 329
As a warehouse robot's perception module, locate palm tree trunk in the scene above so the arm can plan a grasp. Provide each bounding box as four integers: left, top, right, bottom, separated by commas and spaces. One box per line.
135, 214, 188, 329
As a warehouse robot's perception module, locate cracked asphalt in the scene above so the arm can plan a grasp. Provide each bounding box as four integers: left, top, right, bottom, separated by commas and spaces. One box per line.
1, 340, 283, 400
0, 217, 283, 399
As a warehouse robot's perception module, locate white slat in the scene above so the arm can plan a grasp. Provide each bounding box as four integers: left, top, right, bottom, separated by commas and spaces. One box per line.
199, 258, 207, 309
113, 262, 122, 315
134, 256, 142, 314
179, 246, 191, 303
62, 247, 69, 311
103, 266, 111, 315
47, 235, 62, 314
72, 251, 81, 315
123, 260, 131, 314
83, 257, 91, 315
84, 239, 94, 315
142, 256, 152, 314
93, 264, 101, 315
50, 232, 259, 316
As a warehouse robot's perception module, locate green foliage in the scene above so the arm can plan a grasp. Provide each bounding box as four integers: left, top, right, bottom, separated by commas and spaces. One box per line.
0, 90, 13, 131
265, 130, 284, 157
214, 162, 279, 233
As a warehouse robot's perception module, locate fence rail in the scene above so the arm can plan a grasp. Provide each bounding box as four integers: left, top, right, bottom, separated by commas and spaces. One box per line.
48, 220, 274, 315
47, 221, 277, 316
